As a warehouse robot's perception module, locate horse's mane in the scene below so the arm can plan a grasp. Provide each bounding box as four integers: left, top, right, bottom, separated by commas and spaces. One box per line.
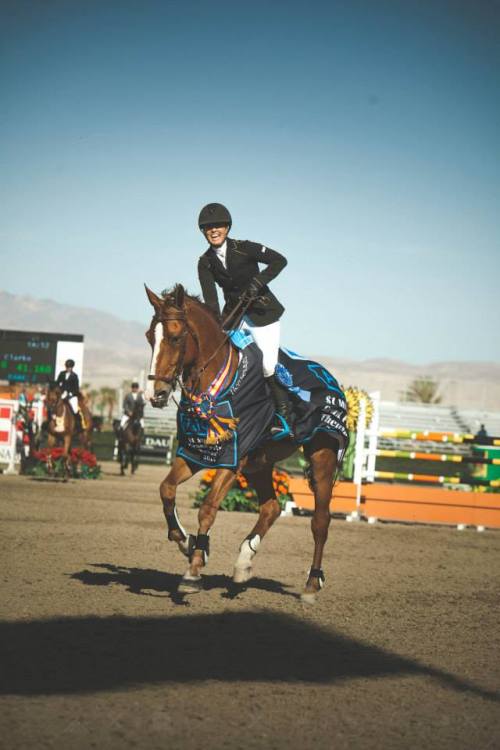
161, 284, 222, 326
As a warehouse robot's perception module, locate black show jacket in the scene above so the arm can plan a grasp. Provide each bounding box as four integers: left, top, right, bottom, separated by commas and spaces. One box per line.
198, 238, 287, 327
56, 370, 80, 396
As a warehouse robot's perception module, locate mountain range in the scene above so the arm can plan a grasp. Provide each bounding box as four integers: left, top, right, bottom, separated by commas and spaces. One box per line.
1, 291, 499, 410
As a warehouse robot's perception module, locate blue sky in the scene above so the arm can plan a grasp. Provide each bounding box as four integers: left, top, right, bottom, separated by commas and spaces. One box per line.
2, 0, 499, 362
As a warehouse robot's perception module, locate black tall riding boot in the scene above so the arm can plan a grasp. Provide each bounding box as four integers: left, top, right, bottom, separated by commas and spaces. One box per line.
266, 375, 294, 438
74, 412, 83, 433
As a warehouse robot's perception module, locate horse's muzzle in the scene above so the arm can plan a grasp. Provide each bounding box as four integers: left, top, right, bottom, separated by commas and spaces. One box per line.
150, 387, 171, 409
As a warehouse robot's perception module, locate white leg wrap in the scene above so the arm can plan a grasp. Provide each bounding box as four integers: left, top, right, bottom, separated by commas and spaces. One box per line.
233, 535, 260, 584
173, 506, 188, 540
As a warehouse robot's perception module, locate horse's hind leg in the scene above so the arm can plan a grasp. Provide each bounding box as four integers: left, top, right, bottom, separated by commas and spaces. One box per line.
233, 467, 281, 584
302, 437, 338, 604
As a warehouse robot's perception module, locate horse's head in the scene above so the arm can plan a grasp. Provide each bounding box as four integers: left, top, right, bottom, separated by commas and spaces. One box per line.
144, 284, 199, 408
45, 382, 62, 410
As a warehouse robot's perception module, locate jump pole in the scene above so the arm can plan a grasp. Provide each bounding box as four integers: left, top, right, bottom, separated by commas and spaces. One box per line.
349, 397, 366, 522
365, 390, 380, 482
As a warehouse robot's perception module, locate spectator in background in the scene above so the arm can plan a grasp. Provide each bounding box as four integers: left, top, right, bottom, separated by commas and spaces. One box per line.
475, 423, 488, 439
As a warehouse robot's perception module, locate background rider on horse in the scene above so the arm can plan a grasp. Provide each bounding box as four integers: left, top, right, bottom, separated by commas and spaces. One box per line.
56, 359, 85, 430
197, 202, 293, 437
119, 382, 146, 433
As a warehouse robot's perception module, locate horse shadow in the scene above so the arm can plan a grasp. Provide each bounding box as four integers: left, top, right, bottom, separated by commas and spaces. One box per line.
0, 611, 498, 701
69, 563, 298, 604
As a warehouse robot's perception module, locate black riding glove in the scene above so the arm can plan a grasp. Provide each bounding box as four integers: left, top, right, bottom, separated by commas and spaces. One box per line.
243, 277, 264, 301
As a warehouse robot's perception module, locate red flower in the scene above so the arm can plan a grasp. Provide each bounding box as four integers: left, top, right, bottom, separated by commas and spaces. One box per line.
70, 448, 97, 467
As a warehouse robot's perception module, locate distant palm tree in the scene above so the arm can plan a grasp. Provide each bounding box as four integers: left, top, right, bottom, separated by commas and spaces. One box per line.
404, 377, 442, 404
99, 387, 118, 422
87, 389, 99, 414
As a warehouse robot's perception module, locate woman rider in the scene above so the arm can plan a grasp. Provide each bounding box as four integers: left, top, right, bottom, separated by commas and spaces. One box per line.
197, 202, 293, 436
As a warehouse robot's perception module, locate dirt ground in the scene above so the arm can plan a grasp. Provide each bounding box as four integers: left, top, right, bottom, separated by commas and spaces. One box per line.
1, 462, 499, 750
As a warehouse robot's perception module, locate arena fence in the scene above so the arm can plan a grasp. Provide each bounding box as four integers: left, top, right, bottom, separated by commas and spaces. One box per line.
289, 394, 500, 530
0, 398, 44, 473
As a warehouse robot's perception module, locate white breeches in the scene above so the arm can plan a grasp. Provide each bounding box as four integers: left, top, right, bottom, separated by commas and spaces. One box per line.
239, 319, 280, 377
68, 396, 79, 414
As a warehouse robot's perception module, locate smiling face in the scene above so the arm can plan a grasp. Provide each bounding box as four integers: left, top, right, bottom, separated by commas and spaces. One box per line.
202, 223, 230, 248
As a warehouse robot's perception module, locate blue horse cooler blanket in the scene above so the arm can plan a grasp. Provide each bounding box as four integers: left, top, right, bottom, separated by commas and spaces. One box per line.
177, 339, 349, 469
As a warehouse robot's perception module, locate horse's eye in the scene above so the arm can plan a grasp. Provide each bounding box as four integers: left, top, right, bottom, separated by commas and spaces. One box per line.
170, 336, 180, 345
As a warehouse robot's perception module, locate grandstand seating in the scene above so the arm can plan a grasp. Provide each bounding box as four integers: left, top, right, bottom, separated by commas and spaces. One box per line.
378, 401, 500, 436
143, 396, 178, 436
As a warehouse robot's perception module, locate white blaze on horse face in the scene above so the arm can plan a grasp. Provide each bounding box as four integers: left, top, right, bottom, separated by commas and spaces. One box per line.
146, 321, 164, 400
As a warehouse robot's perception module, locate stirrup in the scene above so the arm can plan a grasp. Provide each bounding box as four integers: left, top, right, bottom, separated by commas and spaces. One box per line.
270, 414, 294, 441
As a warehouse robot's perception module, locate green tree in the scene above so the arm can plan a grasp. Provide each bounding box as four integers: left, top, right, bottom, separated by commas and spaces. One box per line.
404, 377, 442, 404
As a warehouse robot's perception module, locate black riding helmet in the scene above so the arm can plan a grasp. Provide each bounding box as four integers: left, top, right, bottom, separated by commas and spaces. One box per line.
65, 359, 75, 368
198, 203, 232, 230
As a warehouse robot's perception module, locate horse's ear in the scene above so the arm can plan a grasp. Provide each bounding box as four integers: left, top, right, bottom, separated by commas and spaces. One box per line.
144, 284, 162, 310
174, 284, 185, 308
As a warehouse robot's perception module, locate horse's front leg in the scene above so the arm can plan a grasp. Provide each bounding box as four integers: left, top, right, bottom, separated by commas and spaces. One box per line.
63, 433, 72, 476
80, 426, 92, 452
301, 442, 338, 604
233, 467, 281, 584
160, 457, 195, 556
178, 468, 236, 594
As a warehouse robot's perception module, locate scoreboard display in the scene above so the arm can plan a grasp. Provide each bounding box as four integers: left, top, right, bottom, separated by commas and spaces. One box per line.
0, 330, 84, 385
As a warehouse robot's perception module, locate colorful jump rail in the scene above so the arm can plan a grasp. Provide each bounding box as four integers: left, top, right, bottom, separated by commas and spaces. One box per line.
376, 449, 500, 465
374, 470, 500, 488
379, 429, 500, 446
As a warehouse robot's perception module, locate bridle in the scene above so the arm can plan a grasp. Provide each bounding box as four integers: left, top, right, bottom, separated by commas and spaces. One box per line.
46, 387, 66, 421
148, 295, 254, 399
147, 308, 194, 390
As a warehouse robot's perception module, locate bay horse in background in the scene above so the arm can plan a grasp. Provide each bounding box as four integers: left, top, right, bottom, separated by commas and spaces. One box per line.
45, 383, 93, 467
117, 399, 144, 475
145, 284, 348, 604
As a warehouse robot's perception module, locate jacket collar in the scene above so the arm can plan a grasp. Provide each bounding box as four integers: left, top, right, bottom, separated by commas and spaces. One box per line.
207, 237, 234, 276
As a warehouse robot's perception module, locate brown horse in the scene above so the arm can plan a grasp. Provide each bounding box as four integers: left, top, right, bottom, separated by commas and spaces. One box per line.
117, 400, 143, 475
45, 383, 93, 467
145, 284, 345, 603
